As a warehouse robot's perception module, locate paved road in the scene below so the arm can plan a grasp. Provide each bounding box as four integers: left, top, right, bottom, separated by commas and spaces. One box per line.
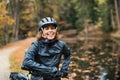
0, 47, 19, 80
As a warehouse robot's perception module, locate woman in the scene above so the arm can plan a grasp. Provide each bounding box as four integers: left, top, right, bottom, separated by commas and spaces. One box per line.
21, 17, 71, 80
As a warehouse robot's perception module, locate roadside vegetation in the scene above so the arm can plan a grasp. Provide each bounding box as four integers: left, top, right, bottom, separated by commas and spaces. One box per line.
9, 38, 35, 73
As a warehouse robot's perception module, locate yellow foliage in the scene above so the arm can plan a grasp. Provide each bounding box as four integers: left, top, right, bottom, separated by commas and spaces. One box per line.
0, 1, 6, 9
49, 5, 57, 10
21, 9, 31, 14
21, 15, 33, 21
98, 0, 106, 4
0, 1, 14, 28
0, 1, 8, 16
53, 14, 59, 21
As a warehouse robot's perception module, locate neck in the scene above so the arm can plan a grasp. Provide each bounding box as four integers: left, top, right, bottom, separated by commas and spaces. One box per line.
41, 37, 57, 44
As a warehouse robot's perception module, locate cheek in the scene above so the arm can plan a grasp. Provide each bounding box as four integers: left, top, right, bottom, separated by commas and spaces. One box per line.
42, 30, 47, 35
53, 30, 57, 33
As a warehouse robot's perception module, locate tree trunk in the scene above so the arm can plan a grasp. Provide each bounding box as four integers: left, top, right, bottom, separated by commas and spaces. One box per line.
111, 9, 116, 29
114, 0, 120, 32
4, 25, 9, 44
12, 0, 20, 41
84, 25, 88, 49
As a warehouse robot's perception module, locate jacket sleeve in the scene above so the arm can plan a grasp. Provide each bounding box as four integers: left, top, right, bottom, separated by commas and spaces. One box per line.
60, 42, 71, 77
21, 42, 57, 75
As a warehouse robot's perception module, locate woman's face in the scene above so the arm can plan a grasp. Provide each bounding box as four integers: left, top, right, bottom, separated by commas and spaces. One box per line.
42, 25, 57, 40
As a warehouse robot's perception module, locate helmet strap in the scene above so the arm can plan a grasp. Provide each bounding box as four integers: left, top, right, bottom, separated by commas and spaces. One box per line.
41, 28, 44, 31
41, 28, 48, 40
42, 34, 47, 39
55, 27, 57, 30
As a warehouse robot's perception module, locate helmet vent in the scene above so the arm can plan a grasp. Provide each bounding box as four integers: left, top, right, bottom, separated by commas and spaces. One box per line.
50, 18, 53, 21
41, 20, 44, 23
45, 18, 49, 21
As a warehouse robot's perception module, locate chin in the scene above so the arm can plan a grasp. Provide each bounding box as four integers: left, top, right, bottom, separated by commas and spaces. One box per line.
48, 38, 54, 40
47, 37, 55, 40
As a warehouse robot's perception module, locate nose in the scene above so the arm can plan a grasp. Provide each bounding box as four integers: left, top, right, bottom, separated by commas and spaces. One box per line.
47, 29, 51, 32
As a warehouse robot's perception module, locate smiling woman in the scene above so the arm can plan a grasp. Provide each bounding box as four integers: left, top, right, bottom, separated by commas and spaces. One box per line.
21, 17, 71, 80
36, 17, 59, 41
42, 24, 57, 40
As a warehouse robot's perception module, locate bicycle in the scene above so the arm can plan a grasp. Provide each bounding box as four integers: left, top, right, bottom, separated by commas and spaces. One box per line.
9, 72, 69, 80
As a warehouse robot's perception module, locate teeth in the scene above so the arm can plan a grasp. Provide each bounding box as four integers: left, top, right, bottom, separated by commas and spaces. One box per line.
48, 33, 54, 36
47, 34, 54, 37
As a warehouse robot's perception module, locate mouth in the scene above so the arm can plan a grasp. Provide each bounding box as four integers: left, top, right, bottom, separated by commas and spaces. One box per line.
47, 33, 55, 36
46, 32, 56, 39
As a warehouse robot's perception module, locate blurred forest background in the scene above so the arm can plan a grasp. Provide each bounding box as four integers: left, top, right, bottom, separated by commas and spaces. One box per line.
0, 0, 120, 80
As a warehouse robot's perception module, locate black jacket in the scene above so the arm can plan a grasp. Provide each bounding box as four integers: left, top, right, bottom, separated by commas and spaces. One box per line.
21, 38, 71, 77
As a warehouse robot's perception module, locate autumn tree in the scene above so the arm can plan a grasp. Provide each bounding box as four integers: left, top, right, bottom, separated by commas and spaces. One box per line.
0, 1, 14, 45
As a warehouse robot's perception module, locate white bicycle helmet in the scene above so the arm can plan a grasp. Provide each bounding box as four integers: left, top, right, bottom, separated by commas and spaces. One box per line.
38, 17, 57, 30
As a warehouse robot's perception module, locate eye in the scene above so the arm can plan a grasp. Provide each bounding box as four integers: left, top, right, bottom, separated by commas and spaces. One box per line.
44, 27, 49, 30
43, 25, 56, 30
51, 26, 56, 29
